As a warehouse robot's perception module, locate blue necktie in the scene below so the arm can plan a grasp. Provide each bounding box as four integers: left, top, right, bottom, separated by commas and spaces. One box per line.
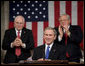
45, 45, 50, 59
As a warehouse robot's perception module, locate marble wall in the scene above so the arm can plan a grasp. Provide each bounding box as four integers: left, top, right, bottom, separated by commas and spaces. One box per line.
1, 1, 9, 63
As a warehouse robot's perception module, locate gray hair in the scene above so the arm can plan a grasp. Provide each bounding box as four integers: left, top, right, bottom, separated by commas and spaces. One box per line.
59, 14, 70, 21
14, 15, 25, 22
44, 27, 57, 36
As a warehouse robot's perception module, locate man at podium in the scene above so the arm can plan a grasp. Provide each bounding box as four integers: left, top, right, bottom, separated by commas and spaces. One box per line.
32, 27, 66, 61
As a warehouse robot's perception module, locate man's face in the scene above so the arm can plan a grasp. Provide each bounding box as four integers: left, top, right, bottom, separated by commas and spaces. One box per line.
14, 17, 25, 30
43, 30, 56, 45
59, 15, 70, 27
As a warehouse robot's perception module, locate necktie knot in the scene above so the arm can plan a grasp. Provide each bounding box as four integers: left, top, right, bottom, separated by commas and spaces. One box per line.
18, 31, 20, 38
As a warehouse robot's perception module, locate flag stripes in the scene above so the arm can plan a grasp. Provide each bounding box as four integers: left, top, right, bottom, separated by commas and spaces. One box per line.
9, 1, 84, 49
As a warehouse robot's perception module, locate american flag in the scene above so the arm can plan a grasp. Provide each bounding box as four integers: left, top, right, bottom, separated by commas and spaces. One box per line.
9, 1, 84, 49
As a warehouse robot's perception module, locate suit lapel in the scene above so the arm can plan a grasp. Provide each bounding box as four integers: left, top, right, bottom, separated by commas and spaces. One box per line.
21, 28, 26, 40
11, 28, 17, 38
49, 43, 57, 58
69, 25, 72, 32
41, 44, 45, 59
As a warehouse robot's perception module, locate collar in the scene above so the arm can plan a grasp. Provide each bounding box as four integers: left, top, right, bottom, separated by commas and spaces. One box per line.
63, 25, 70, 33
15, 28, 22, 36
15, 28, 22, 33
45, 42, 54, 52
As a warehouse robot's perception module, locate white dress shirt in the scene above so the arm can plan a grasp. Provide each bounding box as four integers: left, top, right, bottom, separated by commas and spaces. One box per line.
45, 42, 54, 55
15, 29, 22, 37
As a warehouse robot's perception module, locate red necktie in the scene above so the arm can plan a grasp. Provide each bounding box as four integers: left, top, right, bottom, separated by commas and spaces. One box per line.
64, 33, 67, 45
15, 31, 21, 56
64, 33, 70, 58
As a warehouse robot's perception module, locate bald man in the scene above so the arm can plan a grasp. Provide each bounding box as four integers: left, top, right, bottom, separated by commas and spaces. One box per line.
2, 15, 34, 63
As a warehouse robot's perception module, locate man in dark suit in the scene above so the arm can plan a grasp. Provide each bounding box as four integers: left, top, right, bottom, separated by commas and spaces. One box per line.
54, 14, 83, 63
32, 27, 66, 61
2, 15, 34, 64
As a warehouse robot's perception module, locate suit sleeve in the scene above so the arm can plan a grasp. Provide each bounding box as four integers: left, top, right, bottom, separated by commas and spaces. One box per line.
32, 48, 37, 60
54, 27, 65, 45
22, 30, 34, 50
2, 30, 14, 50
69, 26, 83, 44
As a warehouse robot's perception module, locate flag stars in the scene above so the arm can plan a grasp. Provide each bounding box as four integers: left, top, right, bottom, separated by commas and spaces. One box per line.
24, 12, 27, 15
35, 16, 38, 19
13, 8, 15, 11
43, 1, 46, 3
20, 8, 23, 11
17, 12, 19, 14
17, 4, 19, 7
35, 8, 38, 11
39, 4, 42, 7
28, 1, 30, 3
32, 12, 34, 14
43, 7, 46, 10
28, 8, 30, 11
20, 1, 23, 3
39, 12, 42, 14
13, 1, 15, 3
35, 1, 38, 3
28, 16, 30, 18
43, 15, 46, 18
32, 4, 35, 7
10, 1, 48, 21
24, 4, 27, 7
13, 16, 15, 18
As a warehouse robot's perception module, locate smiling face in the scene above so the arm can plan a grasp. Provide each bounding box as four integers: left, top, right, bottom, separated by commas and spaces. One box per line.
43, 29, 56, 45
14, 16, 25, 31
59, 15, 70, 28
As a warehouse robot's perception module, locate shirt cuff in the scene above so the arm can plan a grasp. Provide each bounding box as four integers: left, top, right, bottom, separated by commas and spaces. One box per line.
22, 43, 26, 48
58, 35, 62, 41
10, 42, 14, 48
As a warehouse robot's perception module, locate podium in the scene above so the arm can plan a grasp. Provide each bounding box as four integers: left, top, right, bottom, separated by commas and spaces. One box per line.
1, 60, 84, 65
20, 60, 69, 65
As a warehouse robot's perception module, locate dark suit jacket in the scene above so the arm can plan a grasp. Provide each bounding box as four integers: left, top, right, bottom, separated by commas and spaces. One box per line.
54, 25, 83, 60
32, 43, 66, 60
2, 27, 34, 63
